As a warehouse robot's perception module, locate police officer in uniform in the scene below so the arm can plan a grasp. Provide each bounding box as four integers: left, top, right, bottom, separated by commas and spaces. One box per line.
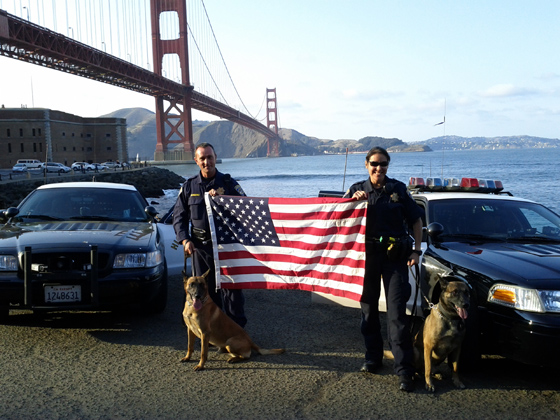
344, 147, 423, 392
173, 142, 247, 327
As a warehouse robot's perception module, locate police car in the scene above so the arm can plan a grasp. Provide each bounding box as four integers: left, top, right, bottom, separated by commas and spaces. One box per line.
0, 182, 169, 320
413, 177, 560, 367
321, 177, 560, 368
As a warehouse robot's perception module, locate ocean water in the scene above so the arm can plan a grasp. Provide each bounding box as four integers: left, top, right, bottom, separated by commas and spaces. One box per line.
152, 148, 560, 214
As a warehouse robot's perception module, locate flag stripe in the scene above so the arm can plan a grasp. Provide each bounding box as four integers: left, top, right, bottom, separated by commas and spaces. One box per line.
269, 207, 366, 221
220, 265, 364, 285
218, 250, 364, 269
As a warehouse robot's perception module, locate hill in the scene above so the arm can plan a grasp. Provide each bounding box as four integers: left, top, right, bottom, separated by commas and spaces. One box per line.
418, 135, 560, 150
102, 108, 558, 160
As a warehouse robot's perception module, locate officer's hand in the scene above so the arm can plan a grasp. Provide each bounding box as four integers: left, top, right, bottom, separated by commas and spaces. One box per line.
407, 253, 420, 267
183, 240, 194, 256
352, 190, 367, 200
208, 189, 218, 197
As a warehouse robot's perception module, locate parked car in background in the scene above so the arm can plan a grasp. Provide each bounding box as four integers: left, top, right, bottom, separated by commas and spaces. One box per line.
16, 159, 42, 169
89, 163, 108, 172
102, 161, 121, 169
0, 182, 168, 320
12, 163, 28, 173
42, 162, 72, 173
71, 162, 92, 171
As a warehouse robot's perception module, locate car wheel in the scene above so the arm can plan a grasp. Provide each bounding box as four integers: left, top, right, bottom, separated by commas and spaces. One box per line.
146, 265, 168, 314
0, 308, 10, 324
458, 293, 481, 370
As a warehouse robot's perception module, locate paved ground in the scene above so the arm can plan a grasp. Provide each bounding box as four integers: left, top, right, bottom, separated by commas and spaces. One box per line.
0, 273, 559, 420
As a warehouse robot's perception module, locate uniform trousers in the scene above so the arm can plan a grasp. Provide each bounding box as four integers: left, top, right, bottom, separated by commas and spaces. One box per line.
360, 247, 414, 376
191, 238, 247, 328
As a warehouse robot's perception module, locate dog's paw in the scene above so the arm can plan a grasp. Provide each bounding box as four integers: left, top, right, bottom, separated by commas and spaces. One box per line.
425, 383, 436, 393
180, 355, 191, 363
193, 364, 205, 371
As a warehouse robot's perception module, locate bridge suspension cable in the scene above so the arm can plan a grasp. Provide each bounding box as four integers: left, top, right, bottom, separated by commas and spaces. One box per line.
0, 0, 269, 126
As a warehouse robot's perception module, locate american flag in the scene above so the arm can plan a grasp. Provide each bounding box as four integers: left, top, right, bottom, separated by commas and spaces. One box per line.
205, 194, 367, 301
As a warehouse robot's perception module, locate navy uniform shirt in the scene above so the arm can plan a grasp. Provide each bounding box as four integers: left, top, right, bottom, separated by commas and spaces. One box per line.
344, 176, 423, 241
173, 170, 245, 244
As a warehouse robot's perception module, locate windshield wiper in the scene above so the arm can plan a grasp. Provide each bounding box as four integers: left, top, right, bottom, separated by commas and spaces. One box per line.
443, 233, 507, 242
20, 214, 63, 221
507, 235, 560, 243
68, 216, 117, 221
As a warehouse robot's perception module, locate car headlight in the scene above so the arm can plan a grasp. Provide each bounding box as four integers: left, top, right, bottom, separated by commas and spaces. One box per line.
538, 290, 560, 313
0, 255, 18, 271
113, 250, 163, 269
488, 284, 560, 313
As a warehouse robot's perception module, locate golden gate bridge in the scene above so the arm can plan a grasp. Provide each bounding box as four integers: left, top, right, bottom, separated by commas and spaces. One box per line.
0, 0, 281, 160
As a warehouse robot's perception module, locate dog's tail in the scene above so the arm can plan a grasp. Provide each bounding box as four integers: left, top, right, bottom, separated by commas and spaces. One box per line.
252, 343, 285, 356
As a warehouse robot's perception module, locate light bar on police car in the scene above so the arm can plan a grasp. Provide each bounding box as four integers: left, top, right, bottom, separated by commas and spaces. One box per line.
408, 177, 504, 193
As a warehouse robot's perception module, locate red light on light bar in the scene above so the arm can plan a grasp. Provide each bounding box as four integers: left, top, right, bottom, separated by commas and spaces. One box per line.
461, 178, 479, 191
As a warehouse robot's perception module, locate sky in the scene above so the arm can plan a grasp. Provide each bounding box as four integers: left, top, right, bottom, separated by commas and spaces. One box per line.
1, 0, 559, 142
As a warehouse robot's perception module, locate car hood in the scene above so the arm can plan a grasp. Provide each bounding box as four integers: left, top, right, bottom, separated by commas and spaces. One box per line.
0, 221, 157, 252
441, 241, 560, 287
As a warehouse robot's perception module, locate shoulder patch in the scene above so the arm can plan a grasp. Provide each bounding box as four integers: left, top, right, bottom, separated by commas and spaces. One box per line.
234, 184, 245, 196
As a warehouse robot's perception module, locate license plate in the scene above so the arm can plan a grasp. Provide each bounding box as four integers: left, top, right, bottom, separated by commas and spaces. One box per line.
44, 285, 82, 303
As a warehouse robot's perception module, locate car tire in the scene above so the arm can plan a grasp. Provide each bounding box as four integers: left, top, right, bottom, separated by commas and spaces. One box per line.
458, 293, 481, 370
146, 265, 168, 314
0, 308, 10, 324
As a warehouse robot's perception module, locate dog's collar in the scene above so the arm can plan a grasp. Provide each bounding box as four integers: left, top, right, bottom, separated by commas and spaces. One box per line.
431, 304, 444, 319
431, 303, 466, 330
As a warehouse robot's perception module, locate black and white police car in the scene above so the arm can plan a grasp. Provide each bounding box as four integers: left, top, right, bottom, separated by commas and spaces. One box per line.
0, 182, 171, 320
412, 177, 560, 367
322, 177, 560, 368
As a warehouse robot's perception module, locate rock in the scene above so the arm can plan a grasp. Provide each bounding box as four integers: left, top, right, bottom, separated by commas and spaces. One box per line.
0, 167, 185, 209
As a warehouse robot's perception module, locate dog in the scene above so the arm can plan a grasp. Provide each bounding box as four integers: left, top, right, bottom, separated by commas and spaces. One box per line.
181, 270, 285, 370
414, 275, 470, 392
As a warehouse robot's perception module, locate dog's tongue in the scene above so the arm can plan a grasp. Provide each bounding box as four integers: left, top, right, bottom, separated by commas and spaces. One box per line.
193, 299, 203, 311
456, 307, 468, 320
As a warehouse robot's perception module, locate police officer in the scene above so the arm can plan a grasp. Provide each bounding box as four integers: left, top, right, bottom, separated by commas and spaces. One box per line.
173, 142, 247, 327
344, 147, 423, 392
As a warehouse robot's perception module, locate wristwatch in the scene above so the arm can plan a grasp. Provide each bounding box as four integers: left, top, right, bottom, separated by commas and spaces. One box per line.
412, 250, 422, 256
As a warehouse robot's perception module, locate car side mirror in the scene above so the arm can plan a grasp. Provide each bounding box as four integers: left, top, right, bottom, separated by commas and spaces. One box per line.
427, 222, 444, 239
144, 205, 159, 221
1, 207, 19, 224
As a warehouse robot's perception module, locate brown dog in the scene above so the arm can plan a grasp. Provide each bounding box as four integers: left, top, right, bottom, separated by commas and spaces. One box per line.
414, 276, 470, 392
181, 270, 285, 370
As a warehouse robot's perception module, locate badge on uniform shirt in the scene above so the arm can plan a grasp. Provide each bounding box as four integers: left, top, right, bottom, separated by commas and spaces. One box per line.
391, 192, 400, 203
216, 187, 225, 195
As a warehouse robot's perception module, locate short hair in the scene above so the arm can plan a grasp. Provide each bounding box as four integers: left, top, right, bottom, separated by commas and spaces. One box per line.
196, 142, 216, 154
365, 147, 390, 163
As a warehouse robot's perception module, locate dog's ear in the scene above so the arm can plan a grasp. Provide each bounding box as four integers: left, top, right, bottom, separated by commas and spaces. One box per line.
439, 275, 451, 290
202, 269, 211, 281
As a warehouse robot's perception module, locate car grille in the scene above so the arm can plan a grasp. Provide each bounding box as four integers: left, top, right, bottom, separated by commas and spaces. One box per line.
30, 252, 110, 273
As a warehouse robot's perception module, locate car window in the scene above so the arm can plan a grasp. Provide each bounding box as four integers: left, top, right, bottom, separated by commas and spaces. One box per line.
17, 188, 149, 222
429, 198, 560, 240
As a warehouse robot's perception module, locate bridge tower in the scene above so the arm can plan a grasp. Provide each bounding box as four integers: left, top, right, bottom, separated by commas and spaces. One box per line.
150, 0, 194, 161
266, 88, 280, 157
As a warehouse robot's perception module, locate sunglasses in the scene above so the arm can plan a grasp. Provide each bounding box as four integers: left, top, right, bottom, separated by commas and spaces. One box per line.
368, 161, 389, 167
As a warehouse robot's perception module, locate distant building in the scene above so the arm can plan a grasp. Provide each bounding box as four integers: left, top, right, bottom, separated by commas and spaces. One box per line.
0, 108, 127, 168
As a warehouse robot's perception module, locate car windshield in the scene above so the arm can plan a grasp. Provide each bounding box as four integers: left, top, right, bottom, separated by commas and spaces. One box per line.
16, 187, 149, 222
429, 198, 560, 242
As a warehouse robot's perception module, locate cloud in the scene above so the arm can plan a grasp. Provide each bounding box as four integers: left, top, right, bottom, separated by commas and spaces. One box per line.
478, 84, 537, 98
